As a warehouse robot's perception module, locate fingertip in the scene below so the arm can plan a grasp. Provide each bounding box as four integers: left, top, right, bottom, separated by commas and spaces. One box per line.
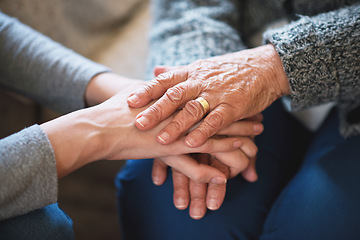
207, 199, 219, 211
190, 210, 205, 220
174, 197, 188, 210
135, 116, 149, 129
152, 175, 165, 186
152, 177, 161, 186
255, 113, 264, 122
210, 177, 227, 185
157, 131, 170, 145
253, 123, 264, 134
185, 136, 205, 148
233, 140, 243, 148
248, 174, 258, 182
242, 169, 258, 182
127, 94, 139, 106
154, 65, 167, 76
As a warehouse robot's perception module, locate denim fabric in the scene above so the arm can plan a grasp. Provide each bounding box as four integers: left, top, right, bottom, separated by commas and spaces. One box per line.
116, 100, 360, 239
0, 203, 74, 240
260, 107, 360, 239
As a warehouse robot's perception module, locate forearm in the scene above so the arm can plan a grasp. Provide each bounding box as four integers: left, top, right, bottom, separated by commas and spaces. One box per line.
41, 79, 144, 178
40, 109, 105, 178
0, 11, 109, 113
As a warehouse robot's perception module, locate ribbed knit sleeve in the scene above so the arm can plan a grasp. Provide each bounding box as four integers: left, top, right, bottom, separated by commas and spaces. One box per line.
264, 3, 360, 137
0, 11, 110, 114
0, 125, 57, 220
146, 0, 246, 80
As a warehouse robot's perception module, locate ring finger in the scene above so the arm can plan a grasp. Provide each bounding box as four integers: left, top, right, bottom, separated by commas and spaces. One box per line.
157, 95, 215, 145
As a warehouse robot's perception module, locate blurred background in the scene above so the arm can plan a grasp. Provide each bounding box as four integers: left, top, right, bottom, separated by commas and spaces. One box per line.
0, 0, 150, 239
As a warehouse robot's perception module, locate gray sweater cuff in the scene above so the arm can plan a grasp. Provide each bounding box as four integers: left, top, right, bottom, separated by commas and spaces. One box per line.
263, 16, 340, 111
0, 125, 57, 220
264, 4, 360, 113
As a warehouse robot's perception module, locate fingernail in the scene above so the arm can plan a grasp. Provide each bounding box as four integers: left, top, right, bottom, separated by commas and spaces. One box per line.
191, 208, 203, 220
207, 199, 219, 210
174, 198, 187, 209
185, 138, 196, 147
127, 94, 139, 104
210, 177, 227, 184
152, 176, 161, 185
158, 132, 169, 144
233, 140, 242, 148
136, 116, 149, 128
253, 123, 263, 134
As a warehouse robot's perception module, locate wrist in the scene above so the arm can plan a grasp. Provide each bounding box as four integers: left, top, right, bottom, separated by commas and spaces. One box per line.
41, 108, 107, 178
266, 44, 290, 96
85, 72, 145, 106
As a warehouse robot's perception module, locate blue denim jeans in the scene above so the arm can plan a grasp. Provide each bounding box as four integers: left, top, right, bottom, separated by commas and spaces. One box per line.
0, 203, 74, 240
116, 100, 360, 240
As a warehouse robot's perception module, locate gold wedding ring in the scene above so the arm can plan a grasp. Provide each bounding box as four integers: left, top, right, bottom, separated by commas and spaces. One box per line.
195, 97, 210, 115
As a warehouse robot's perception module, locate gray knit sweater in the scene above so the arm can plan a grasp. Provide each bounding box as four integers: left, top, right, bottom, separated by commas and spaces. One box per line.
147, 0, 360, 138
0, 12, 108, 220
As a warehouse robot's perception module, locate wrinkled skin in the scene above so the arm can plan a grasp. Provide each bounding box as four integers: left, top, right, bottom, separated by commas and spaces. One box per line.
128, 44, 290, 148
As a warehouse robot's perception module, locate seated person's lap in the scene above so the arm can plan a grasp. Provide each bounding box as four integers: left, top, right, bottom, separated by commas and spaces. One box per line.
0, 203, 74, 240
116, 100, 311, 240
261, 108, 360, 240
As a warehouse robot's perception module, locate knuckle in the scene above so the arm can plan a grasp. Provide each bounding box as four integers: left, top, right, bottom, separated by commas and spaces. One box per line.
200, 139, 214, 153
173, 184, 184, 193
142, 84, 154, 98
231, 158, 249, 176
192, 59, 205, 68
184, 101, 203, 120
168, 120, 185, 132
205, 111, 226, 130
192, 171, 207, 183
194, 127, 211, 142
191, 195, 205, 202
146, 104, 164, 121
156, 71, 174, 82
165, 85, 187, 104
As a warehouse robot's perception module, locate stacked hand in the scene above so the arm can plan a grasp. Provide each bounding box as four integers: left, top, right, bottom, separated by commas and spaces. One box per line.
151, 116, 262, 219
127, 44, 289, 147
126, 44, 290, 218
42, 73, 262, 182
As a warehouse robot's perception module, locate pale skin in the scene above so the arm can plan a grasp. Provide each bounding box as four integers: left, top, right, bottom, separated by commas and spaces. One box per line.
40, 72, 262, 185
127, 44, 290, 148
152, 138, 259, 219
151, 114, 262, 219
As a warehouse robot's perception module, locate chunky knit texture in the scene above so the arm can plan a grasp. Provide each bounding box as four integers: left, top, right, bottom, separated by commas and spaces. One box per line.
147, 0, 360, 137
265, 4, 360, 137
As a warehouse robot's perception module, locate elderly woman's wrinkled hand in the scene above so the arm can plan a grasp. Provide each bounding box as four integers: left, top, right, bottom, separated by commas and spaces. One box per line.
127, 44, 290, 148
